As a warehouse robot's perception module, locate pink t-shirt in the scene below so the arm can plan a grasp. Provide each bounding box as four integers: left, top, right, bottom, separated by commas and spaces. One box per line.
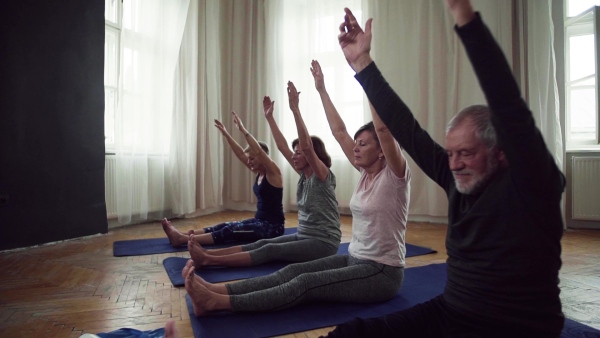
348, 163, 411, 267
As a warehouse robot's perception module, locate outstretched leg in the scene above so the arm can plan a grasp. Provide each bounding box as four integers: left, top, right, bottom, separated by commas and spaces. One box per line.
189, 232, 216, 245
188, 228, 206, 235
188, 234, 252, 267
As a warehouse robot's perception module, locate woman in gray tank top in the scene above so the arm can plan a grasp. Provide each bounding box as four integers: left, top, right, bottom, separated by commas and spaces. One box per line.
186, 92, 341, 268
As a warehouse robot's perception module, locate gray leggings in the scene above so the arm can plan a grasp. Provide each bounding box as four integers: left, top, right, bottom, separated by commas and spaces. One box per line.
241, 234, 338, 266
227, 254, 404, 312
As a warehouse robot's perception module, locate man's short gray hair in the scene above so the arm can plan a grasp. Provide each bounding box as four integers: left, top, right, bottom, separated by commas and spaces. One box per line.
446, 104, 497, 150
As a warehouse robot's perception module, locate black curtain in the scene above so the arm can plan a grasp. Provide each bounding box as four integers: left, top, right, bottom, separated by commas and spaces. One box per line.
0, 0, 107, 250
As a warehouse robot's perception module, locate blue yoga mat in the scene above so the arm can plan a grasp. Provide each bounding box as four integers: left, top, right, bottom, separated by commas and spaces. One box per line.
187, 263, 447, 338
113, 227, 298, 257
164, 242, 436, 286
185, 263, 600, 338
561, 320, 600, 338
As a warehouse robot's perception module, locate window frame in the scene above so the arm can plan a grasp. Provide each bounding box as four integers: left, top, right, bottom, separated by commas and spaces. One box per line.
564, 4, 600, 149
104, 0, 122, 154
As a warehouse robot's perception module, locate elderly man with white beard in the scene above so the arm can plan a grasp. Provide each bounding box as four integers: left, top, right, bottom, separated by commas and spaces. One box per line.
324, 0, 566, 337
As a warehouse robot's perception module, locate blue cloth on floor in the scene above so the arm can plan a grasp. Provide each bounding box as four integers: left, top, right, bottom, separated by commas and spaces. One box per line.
96, 327, 165, 338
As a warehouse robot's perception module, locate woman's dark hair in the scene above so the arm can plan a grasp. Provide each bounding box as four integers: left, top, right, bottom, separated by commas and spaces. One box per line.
244, 141, 269, 155
291, 136, 332, 168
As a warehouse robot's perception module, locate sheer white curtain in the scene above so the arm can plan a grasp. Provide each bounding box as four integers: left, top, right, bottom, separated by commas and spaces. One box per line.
170, 0, 199, 216
264, 0, 365, 213
200, 1, 270, 213
516, 0, 565, 225
114, 0, 195, 224
521, 0, 564, 169
190, 0, 225, 216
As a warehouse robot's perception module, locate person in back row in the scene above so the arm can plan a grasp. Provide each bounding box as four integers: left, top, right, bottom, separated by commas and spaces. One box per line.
186, 91, 341, 268
161, 111, 285, 246
182, 72, 410, 316
324, 1, 565, 337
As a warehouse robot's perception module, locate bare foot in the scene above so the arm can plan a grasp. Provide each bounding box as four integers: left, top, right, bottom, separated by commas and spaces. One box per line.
182, 259, 195, 279
184, 266, 216, 317
162, 218, 188, 247
188, 234, 210, 267
181, 259, 226, 294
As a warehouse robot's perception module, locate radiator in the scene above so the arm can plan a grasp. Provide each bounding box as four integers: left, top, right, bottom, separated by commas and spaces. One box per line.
105, 155, 168, 218
105, 156, 117, 218
572, 156, 600, 221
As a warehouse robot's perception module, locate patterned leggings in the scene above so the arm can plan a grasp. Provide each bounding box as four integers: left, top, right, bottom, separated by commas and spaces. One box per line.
203, 218, 283, 244
227, 254, 404, 312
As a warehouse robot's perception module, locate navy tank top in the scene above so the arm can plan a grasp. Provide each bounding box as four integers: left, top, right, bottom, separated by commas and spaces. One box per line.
253, 175, 285, 225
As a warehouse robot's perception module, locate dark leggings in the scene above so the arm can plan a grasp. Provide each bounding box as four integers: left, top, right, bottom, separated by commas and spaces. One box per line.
203, 218, 283, 244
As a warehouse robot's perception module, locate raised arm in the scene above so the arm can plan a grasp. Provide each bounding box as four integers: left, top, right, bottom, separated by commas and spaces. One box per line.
262, 96, 295, 171
311, 60, 358, 171
447, 0, 565, 196
340, 7, 452, 190
287, 81, 330, 181
214, 118, 251, 170
369, 102, 406, 178
231, 111, 283, 186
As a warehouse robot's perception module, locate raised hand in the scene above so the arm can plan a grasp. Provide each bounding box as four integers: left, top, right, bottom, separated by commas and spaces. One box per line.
445, 0, 471, 11
263, 96, 275, 119
214, 119, 228, 136
444, 0, 475, 26
231, 111, 246, 132
287, 81, 301, 113
310, 60, 325, 92
338, 8, 373, 73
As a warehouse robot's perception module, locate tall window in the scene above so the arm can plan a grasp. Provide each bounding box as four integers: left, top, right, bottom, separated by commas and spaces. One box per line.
266, 0, 364, 209
104, 0, 121, 152
104, 0, 186, 156
271, 0, 365, 160
565, 1, 600, 148
103, 0, 191, 223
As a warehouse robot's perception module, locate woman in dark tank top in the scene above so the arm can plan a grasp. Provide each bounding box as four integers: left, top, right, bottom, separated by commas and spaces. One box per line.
161, 111, 285, 246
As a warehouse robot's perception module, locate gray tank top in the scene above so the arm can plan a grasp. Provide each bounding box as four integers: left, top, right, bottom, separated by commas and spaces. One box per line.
296, 170, 341, 247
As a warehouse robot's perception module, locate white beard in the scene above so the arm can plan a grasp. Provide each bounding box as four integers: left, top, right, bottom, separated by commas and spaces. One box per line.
454, 153, 499, 195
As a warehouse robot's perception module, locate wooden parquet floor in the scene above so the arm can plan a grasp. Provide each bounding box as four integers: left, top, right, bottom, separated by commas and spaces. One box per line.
1, 210, 599, 337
